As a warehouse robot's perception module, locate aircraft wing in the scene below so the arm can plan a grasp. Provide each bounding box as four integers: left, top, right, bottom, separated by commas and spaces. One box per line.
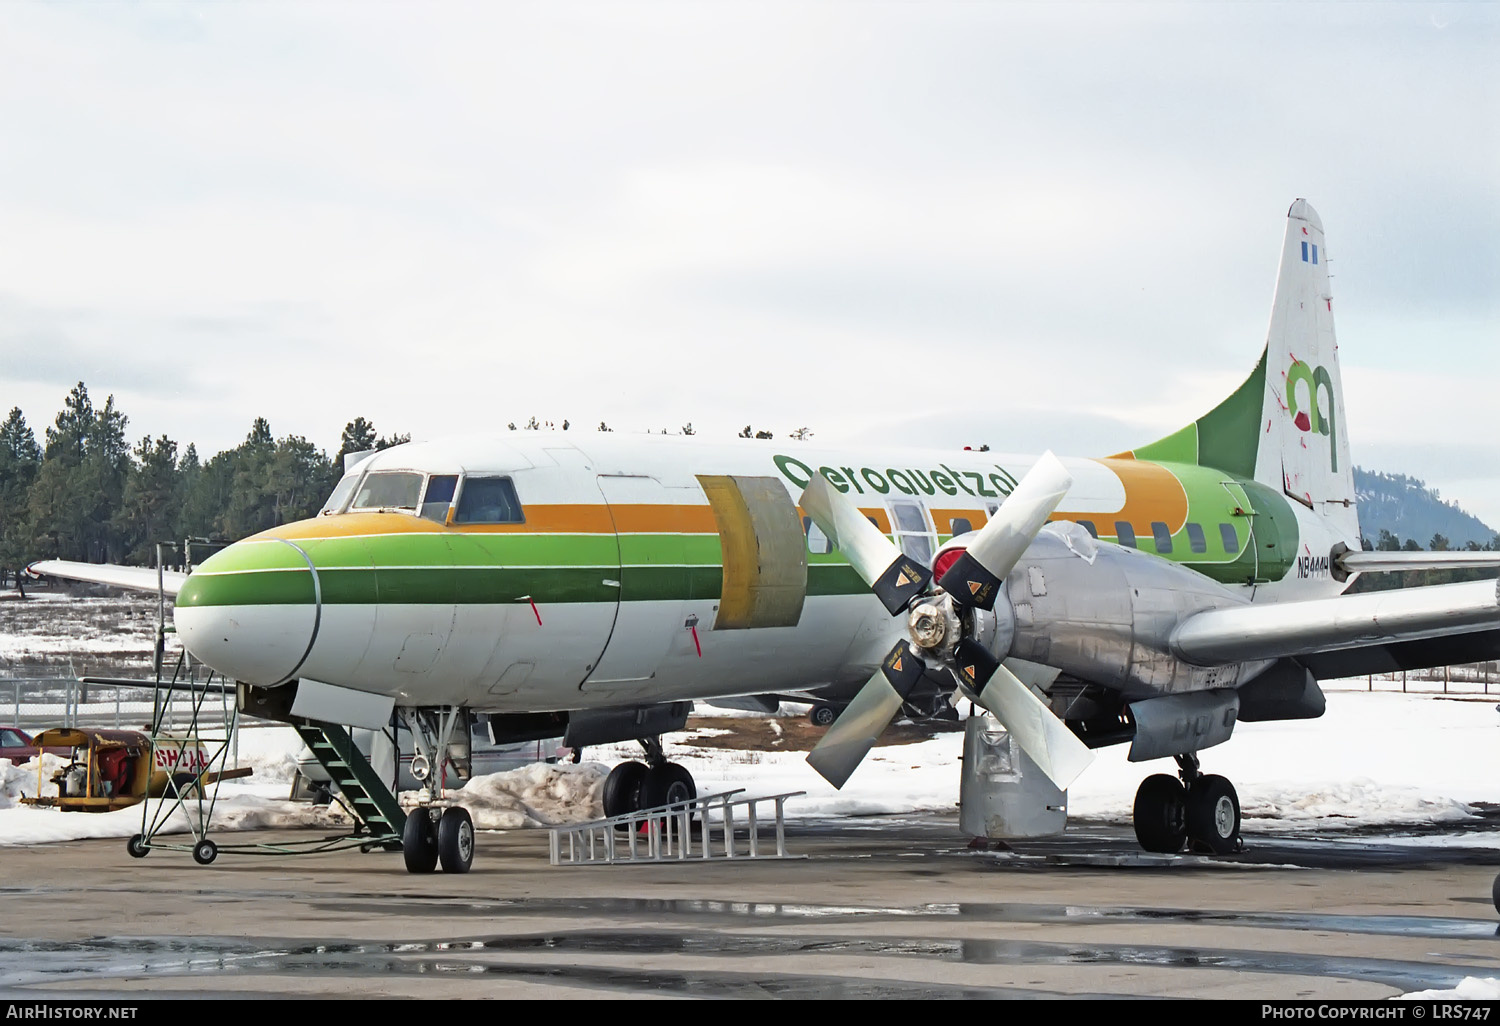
27, 560, 186, 597
1171, 578, 1500, 666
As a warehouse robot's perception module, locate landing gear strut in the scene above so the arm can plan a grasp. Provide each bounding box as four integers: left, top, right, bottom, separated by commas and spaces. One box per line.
1132, 753, 1242, 855
602, 735, 697, 818
398, 706, 477, 874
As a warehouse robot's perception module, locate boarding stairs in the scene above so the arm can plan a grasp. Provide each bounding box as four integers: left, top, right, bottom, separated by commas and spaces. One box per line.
549, 789, 804, 866
293, 723, 406, 847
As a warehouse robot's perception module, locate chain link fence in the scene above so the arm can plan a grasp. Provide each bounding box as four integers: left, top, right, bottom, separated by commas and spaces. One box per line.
1, 676, 246, 733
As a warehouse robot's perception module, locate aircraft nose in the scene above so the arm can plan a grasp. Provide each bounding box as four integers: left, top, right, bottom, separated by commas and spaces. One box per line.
174, 537, 322, 686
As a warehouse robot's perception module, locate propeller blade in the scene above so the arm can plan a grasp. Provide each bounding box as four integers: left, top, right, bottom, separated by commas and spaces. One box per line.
950, 637, 1001, 691
807, 641, 925, 789
973, 662, 1093, 790
938, 451, 1072, 609
802, 473, 932, 615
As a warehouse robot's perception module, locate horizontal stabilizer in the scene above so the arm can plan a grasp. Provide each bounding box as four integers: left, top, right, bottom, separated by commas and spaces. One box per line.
1337, 550, 1500, 576
27, 560, 186, 597
1171, 578, 1500, 665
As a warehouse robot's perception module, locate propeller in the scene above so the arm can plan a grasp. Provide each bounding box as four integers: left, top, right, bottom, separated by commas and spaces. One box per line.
800, 452, 1093, 791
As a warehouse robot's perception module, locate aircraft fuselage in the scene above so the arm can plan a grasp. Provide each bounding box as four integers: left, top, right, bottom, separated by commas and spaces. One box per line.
173, 433, 1346, 710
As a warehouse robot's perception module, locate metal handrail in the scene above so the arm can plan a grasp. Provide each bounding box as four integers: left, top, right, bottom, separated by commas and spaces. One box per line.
549, 788, 804, 866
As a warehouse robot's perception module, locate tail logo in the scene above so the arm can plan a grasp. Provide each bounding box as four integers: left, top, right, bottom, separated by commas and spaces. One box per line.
1285, 359, 1338, 472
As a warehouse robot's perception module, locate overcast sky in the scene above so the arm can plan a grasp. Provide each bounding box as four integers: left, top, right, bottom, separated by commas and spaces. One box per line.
1, 2, 1496, 525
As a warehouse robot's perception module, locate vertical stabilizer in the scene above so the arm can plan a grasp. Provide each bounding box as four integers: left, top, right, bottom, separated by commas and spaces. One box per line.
1125, 200, 1360, 549
1255, 200, 1358, 546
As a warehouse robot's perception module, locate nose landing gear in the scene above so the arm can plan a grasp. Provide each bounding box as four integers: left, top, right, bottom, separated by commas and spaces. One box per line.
1132, 753, 1242, 855
399, 706, 478, 874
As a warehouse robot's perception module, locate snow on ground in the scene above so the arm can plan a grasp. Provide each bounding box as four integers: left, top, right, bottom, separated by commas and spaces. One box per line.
2, 690, 1497, 849
1400, 977, 1500, 1000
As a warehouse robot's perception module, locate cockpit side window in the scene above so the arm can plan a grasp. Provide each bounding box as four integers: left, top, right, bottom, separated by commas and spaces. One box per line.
421, 475, 459, 523
351, 471, 424, 512
320, 472, 362, 515
453, 476, 525, 525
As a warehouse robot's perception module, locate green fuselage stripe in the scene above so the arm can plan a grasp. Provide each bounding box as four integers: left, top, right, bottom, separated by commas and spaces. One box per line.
176, 562, 872, 607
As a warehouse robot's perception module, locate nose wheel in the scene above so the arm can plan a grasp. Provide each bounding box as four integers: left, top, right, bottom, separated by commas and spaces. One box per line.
1132, 755, 1242, 855
402, 805, 475, 874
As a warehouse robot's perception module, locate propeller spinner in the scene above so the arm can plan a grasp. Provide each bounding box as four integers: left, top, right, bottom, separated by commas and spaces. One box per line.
800, 452, 1093, 792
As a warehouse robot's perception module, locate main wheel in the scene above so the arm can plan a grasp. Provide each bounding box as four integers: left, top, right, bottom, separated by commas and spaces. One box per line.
437, 806, 475, 874
191, 839, 218, 865
602, 761, 648, 818
1492, 872, 1499, 915
1186, 774, 1241, 855
402, 808, 439, 873
640, 762, 696, 810
1133, 773, 1188, 853
126, 834, 149, 859
809, 704, 838, 727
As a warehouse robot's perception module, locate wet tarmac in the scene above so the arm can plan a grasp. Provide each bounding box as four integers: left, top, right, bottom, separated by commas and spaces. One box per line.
0, 813, 1497, 999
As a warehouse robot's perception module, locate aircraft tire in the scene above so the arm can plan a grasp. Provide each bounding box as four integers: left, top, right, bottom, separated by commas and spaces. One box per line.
603, 761, 648, 819
437, 807, 474, 874
126, 834, 149, 859
1186, 774, 1241, 855
402, 808, 439, 873
1491, 872, 1499, 915
640, 762, 696, 810
809, 704, 838, 728
1133, 774, 1188, 853
191, 839, 217, 866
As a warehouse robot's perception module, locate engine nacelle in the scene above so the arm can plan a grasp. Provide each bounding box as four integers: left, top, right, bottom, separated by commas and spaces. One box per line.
941, 523, 1268, 697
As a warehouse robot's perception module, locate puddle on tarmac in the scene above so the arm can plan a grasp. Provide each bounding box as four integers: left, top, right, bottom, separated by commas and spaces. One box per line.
310, 893, 1500, 940
0, 913, 1489, 997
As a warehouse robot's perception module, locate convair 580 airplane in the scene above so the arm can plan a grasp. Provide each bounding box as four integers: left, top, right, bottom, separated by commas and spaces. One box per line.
35, 200, 1500, 874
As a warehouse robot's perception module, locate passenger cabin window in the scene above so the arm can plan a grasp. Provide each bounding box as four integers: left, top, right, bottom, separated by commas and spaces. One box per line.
1186, 522, 1207, 553
421, 475, 458, 523
1077, 520, 1098, 538
803, 516, 832, 555
889, 500, 935, 566
320, 472, 361, 515
1115, 522, 1137, 548
454, 476, 524, 524
1151, 522, 1173, 553
949, 517, 973, 536
1220, 523, 1240, 552
352, 471, 424, 512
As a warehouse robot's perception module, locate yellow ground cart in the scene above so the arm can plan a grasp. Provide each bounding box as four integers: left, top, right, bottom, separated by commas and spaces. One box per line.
19, 727, 250, 813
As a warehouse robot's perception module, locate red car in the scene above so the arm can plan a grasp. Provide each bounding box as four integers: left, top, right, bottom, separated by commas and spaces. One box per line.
0, 726, 70, 765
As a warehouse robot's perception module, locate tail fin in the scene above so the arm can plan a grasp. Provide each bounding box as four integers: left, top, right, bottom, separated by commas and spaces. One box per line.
1124, 199, 1360, 546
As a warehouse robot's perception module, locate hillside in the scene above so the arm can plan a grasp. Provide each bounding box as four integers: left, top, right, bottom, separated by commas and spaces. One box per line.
1353, 467, 1498, 549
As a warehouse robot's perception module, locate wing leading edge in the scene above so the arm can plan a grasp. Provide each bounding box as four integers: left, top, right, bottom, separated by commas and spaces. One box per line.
27, 560, 186, 598
1171, 578, 1500, 666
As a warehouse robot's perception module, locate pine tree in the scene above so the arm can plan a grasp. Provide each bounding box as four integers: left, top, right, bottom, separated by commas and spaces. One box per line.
0, 409, 42, 569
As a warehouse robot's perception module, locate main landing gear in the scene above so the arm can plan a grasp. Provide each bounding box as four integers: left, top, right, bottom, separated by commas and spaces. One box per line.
602, 736, 698, 818
1132, 753, 1243, 855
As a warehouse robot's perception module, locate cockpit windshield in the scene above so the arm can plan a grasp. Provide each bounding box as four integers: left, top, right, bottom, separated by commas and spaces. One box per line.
351, 471, 424, 512
320, 473, 361, 515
